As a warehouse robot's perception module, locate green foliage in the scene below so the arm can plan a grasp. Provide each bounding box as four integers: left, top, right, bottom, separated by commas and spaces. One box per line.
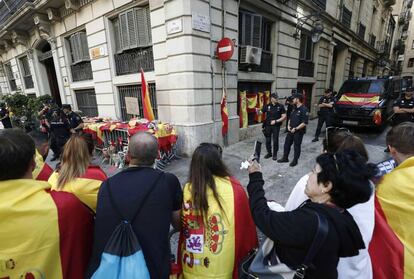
27, 95, 52, 115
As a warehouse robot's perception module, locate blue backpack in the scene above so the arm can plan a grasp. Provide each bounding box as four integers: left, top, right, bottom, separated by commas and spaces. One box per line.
92, 173, 164, 279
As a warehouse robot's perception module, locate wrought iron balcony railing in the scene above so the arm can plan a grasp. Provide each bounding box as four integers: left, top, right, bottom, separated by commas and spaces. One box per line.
71, 61, 93, 82
0, 0, 34, 26
114, 47, 154, 76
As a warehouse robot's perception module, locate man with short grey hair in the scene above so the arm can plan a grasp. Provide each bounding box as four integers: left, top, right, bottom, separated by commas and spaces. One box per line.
88, 132, 182, 279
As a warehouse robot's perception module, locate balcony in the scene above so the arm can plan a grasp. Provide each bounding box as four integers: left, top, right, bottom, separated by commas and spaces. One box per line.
298, 60, 315, 77
394, 39, 406, 55
311, 0, 326, 10
399, 11, 412, 25
376, 40, 390, 54
71, 61, 93, 82
238, 50, 273, 73
114, 47, 154, 76
0, 0, 34, 26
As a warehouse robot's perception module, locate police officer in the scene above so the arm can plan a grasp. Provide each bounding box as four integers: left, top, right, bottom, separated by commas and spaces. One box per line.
49, 108, 71, 161
284, 89, 296, 133
312, 89, 334, 142
0, 102, 12, 129
62, 104, 84, 134
258, 93, 286, 160
278, 94, 309, 167
392, 87, 414, 126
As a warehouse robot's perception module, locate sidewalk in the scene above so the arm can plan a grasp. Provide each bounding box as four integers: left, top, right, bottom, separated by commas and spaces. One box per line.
46, 118, 390, 205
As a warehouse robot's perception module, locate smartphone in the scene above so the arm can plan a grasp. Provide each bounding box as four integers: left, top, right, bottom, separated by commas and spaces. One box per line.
253, 140, 262, 163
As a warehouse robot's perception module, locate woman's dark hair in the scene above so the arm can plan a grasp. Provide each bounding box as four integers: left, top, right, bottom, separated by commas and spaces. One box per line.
323, 131, 369, 162
189, 143, 229, 224
316, 150, 376, 209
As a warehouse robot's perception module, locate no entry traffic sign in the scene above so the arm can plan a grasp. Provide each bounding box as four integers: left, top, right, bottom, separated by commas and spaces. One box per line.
217, 37, 234, 61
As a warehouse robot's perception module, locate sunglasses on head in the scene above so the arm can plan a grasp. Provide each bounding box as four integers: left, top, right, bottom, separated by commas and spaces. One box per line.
325, 126, 351, 149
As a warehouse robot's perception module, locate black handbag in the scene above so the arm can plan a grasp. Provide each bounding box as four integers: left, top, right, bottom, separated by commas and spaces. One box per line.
240, 209, 329, 279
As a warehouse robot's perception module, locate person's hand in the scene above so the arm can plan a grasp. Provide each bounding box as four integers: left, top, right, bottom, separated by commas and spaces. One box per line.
271, 120, 276, 125
248, 160, 261, 174
288, 126, 292, 132
291, 128, 296, 133
70, 129, 76, 134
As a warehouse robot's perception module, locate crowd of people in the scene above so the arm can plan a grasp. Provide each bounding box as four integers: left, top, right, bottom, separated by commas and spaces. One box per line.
0, 89, 414, 279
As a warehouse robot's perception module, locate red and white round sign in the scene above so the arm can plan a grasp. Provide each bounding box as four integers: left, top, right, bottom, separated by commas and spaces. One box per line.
217, 37, 234, 61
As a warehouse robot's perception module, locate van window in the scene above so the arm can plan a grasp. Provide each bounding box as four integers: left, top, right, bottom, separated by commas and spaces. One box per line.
339, 80, 387, 95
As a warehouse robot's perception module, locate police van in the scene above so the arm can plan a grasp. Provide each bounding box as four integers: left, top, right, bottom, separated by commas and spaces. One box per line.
333, 76, 406, 128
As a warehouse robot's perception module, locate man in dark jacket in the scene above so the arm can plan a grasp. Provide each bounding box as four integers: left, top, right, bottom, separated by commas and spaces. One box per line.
0, 102, 12, 129
87, 132, 182, 279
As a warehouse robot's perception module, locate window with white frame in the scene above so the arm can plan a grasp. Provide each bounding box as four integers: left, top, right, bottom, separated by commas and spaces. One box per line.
19, 56, 34, 89
112, 6, 154, 75
67, 31, 93, 82
4, 63, 17, 91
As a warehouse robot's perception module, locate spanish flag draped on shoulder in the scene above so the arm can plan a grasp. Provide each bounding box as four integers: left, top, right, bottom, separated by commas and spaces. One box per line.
0, 179, 93, 279
369, 157, 414, 279
49, 166, 107, 212
178, 176, 258, 279
32, 150, 53, 181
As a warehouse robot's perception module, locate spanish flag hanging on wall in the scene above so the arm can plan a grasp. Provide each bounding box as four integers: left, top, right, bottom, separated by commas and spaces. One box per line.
255, 92, 265, 123
49, 165, 107, 212
239, 91, 248, 128
0, 179, 93, 279
140, 69, 155, 121
178, 177, 258, 279
32, 150, 53, 181
221, 89, 229, 136
369, 157, 414, 279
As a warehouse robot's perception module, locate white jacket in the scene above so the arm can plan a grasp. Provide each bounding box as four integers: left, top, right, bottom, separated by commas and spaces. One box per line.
285, 174, 374, 279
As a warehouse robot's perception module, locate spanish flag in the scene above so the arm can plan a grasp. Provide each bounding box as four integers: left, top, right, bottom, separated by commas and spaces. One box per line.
0, 179, 93, 279
369, 157, 414, 279
32, 150, 53, 181
239, 91, 248, 128
221, 89, 229, 137
178, 176, 258, 279
141, 69, 155, 121
48, 165, 107, 212
336, 93, 380, 107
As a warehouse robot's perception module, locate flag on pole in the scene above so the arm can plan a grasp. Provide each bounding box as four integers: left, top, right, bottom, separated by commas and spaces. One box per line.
140, 69, 155, 121
221, 89, 229, 136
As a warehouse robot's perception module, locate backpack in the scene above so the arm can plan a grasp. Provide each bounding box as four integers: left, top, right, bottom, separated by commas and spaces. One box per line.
91, 173, 164, 279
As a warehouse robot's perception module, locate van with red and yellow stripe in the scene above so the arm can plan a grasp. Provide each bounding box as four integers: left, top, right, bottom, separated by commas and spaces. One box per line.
333, 76, 405, 128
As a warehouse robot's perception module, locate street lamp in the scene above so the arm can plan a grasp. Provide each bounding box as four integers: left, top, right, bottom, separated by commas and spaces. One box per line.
293, 12, 324, 43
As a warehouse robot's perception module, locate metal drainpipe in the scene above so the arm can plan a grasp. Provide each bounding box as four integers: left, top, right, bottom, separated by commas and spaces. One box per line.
209, 1, 217, 143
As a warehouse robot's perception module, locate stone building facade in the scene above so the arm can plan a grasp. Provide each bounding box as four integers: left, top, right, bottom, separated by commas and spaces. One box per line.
0, 0, 396, 154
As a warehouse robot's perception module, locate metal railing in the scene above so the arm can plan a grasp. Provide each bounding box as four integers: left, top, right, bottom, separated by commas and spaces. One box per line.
23, 75, 34, 89
71, 61, 93, 82
114, 47, 154, 76
311, 0, 326, 10
0, 0, 34, 26
376, 40, 390, 54
75, 89, 98, 117
298, 60, 315, 77
118, 83, 158, 121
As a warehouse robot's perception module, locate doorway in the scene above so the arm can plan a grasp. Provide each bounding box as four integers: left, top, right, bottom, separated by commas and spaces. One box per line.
297, 83, 313, 111
37, 40, 62, 106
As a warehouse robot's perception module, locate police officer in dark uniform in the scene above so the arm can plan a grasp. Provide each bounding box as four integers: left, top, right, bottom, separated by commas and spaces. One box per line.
312, 89, 334, 142
278, 94, 309, 167
258, 93, 286, 160
49, 108, 71, 161
392, 87, 414, 126
284, 89, 296, 133
62, 104, 84, 134
0, 102, 12, 129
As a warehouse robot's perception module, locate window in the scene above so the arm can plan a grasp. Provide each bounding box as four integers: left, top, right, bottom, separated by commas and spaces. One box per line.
342, 6, 352, 29
4, 63, 17, 91
358, 23, 366, 40
298, 33, 315, 77
75, 89, 98, 117
239, 11, 263, 48
311, 0, 326, 10
118, 84, 157, 121
67, 31, 93, 82
19, 56, 34, 89
408, 58, 414, 68
411, 40, 414, 49
112, 6, 154, 75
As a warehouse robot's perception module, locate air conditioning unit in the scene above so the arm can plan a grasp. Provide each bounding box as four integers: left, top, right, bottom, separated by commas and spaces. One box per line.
239, 46, 262, 65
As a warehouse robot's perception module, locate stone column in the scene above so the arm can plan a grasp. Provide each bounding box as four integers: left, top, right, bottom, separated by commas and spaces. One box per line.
26, 48, 40, 97
150, 0, 239, 155
325, 41, 336, 89
333, 47, 349, 92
